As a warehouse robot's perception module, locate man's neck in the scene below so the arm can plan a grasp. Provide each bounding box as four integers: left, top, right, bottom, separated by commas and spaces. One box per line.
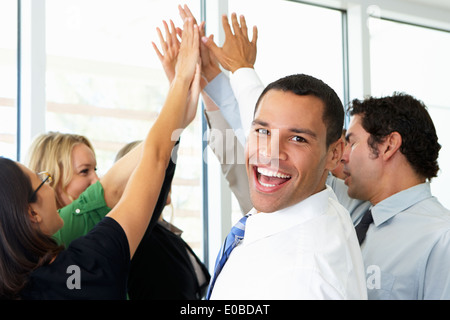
370, 168, 425, 205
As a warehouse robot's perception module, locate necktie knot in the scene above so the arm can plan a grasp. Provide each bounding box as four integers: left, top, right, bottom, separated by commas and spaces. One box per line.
224, 215, 247, 249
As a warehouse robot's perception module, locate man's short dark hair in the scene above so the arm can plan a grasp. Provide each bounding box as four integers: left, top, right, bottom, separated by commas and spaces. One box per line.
255, 74, 344, 147
348, 92, 441, 180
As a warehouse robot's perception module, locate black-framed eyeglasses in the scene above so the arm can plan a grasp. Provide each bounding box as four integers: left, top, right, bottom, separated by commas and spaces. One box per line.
29, 171, 53, 202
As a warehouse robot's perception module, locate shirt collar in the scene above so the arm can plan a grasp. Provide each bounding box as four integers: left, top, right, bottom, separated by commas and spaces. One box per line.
371, 183, 432, 226
244, 185, 334, 245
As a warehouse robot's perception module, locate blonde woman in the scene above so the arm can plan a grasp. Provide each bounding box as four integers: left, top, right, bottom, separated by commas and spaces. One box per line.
27, 132, 99, 209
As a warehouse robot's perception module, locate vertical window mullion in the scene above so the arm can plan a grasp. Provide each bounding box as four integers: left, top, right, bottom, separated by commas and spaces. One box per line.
341, 9, 350, 128
16, 0, 21, 161
18, 0, 46, 162
200, 0, 210, 269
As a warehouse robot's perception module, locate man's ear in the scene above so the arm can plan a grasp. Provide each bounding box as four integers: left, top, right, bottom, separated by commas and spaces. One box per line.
382, 131, 402, 161
27, 205, 42, 224
326, 138, 344, 171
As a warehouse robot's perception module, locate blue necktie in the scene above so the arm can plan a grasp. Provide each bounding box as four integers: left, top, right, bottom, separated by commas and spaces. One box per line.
206, 214, 249, 300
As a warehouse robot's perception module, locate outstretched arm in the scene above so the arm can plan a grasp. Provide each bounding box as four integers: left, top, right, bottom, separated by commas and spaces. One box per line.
201, 13, 263, 137
107, 18, 201, 258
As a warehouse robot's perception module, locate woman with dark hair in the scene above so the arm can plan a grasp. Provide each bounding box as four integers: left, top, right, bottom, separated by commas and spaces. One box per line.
0, 18, 201, 300
0, 160, 65, 297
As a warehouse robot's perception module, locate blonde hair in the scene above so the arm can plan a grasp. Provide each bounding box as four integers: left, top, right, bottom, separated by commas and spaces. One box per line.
26, 132, 96, 209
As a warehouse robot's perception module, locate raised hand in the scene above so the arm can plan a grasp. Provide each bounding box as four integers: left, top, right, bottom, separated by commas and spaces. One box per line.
201, 13, 257, 73
152, 19, 180, 83
178, 4, 198, 25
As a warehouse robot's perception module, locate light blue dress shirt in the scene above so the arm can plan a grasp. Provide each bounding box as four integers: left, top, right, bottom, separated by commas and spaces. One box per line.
361, 182, 450, 299
204, 72, 246, 146
327, 165, 450, 300
204, 70, 450, 299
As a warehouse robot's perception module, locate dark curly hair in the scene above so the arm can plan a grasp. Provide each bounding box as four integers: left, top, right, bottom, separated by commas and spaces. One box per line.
348, 92, 441, 180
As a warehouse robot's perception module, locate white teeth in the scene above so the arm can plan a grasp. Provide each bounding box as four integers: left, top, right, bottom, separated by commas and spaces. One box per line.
257, 167, 291, 179
260, 181, 276, 187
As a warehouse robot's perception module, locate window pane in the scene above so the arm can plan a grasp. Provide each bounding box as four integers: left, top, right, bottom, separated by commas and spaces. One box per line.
229, 0, 345, 101
228, 0, 345, 220
370, 18, 450, 208
0, 0, 17, 160
45, 0, 204, 258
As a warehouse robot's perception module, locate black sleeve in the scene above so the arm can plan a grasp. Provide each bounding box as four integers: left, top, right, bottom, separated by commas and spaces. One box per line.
145, 140, 179, 235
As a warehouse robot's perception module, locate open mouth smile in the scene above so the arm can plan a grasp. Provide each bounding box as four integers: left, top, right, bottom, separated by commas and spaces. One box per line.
253, 166, 292, 192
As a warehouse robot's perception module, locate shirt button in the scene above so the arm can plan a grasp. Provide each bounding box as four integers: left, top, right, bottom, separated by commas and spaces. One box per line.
75, 209, 81, 214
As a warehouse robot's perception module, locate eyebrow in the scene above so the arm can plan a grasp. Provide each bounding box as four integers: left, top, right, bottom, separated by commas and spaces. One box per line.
252, 119, 269, 127
252, 119, 318, 139
76, 163, 94, 168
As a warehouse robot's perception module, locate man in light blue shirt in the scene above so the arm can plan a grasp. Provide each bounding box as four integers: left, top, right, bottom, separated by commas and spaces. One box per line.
201, 13, 450, 299
339, 93, 450, 299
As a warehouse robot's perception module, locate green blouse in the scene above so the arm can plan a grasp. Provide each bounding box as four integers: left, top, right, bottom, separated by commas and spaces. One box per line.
53, 181, 111, 246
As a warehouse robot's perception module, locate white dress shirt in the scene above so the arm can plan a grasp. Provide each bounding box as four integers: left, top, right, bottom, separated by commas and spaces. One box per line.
210, 186, 368, 300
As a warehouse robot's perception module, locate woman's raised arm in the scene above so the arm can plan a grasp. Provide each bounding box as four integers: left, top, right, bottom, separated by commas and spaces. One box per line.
107, 18, 201, 258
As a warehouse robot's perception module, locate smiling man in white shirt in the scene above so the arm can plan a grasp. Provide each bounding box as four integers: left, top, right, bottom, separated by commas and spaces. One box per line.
207, 72, 367, 299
